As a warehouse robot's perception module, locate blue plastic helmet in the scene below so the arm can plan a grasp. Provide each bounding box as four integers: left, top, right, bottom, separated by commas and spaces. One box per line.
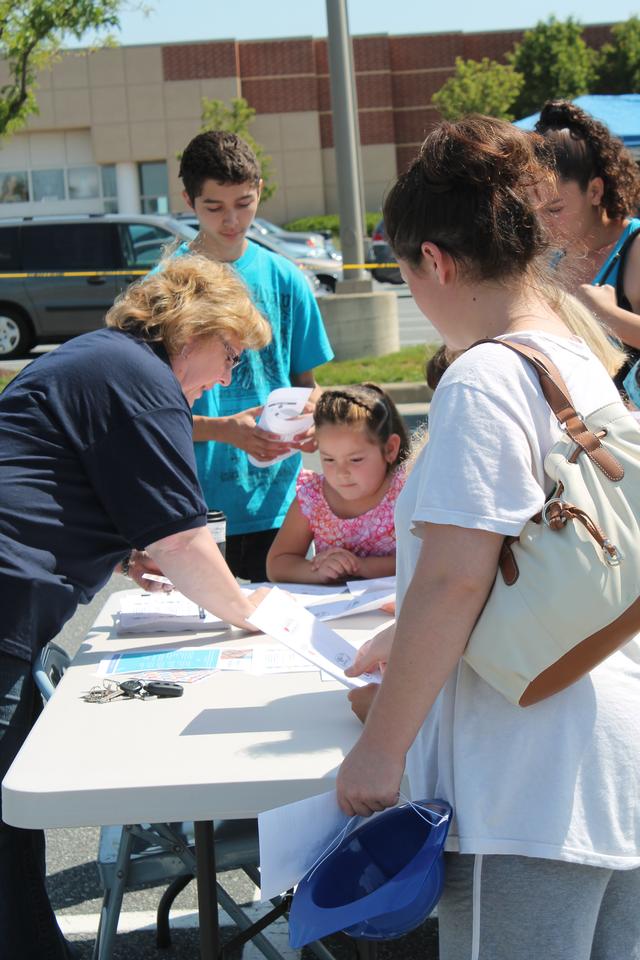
288, 799, 452, 947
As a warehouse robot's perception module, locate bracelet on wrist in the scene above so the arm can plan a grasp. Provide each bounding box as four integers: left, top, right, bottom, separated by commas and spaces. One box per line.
121, 552, 133, 578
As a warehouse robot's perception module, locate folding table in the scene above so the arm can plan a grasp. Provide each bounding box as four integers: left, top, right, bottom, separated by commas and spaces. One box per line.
2, 589, 386, 960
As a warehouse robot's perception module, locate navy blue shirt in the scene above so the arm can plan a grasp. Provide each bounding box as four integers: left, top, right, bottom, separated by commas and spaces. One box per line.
0, 328, 207, 662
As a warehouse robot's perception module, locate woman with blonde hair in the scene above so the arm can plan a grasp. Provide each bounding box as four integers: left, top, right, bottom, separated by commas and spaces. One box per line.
0, 255, 271, 959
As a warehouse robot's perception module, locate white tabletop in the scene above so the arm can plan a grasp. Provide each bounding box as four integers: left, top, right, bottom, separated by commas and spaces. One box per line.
2, 590, 386, 829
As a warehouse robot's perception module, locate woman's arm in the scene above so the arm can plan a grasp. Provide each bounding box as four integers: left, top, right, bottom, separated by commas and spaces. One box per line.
336, 522, 503, 817
577, 284, 640, 347
266, 498, 319, 583
146, 526, 261, 629
577, 236, 640, 344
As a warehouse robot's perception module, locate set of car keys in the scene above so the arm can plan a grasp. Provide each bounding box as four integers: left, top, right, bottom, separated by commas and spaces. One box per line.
82, 678, 184, 703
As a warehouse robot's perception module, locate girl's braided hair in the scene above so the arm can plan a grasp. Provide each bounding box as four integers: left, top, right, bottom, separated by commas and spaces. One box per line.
535, 99, 640, 220
314, 382, 410, 466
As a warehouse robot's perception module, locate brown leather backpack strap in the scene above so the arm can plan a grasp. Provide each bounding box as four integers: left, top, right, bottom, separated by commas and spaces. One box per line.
472, 338, 624, 482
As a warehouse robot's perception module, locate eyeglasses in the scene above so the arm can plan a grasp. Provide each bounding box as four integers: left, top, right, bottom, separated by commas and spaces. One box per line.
220, 338, 242, 370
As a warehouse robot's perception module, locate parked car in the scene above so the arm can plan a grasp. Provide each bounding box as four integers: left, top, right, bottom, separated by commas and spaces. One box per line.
174, 214, 341, 293
0, 214, 196, 359
252, 217, 334, 253
248, 230, 341, 293
367, 219, 403, 284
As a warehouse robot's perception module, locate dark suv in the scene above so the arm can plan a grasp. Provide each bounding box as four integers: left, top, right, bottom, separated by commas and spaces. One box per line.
0, 214, 196, 359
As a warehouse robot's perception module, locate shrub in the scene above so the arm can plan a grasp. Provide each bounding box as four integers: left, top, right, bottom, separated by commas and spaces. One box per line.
282, 213, 381, 238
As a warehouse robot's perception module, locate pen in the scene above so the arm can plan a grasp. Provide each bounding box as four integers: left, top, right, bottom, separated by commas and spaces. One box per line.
198, 606, 206, 620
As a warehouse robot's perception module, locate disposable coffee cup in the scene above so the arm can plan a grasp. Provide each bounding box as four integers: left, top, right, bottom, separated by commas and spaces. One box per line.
206, 510, 226, 558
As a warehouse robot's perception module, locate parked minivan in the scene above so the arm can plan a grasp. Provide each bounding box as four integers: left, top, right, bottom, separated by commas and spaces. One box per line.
0, 214, 196, 359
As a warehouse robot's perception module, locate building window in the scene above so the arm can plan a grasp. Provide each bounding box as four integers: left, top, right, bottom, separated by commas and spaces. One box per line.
139, 161, 169, 214
0, 171, 29, 203
68, 165, 100, 200
32, 169, 66, 202
101, 164, 118, 213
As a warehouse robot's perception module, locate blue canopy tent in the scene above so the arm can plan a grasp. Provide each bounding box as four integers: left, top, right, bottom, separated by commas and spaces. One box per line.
514, 94, 640, 150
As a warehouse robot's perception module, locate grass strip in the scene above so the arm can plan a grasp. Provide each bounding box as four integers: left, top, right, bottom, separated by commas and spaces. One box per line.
0, 370, 17, 393
316, 343, 439, 386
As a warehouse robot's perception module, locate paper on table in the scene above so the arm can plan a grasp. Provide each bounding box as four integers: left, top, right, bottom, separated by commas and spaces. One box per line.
305, 590, 395, 622
244, 582, 348, 597
114, 591, 227, 635
248, 387, 313, 468
247, 587, 381, 689
252, 646, 316, 674
217, 647, 314, 674
258, 789, 349, 901
98, 647, 222, 677
346, 576, 396, 596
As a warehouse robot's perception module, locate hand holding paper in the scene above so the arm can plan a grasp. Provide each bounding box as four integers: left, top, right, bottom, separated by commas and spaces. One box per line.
248, 387, 314, 468
247, 587, 382, 688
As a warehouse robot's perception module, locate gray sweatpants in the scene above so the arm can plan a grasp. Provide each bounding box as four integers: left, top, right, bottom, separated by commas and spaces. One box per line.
438, 853, 640, 960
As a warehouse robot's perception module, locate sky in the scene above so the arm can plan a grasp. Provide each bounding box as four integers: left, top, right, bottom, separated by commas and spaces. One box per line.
76, 0, 639, 47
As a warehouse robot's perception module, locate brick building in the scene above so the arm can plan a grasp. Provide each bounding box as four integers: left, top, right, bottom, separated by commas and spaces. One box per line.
0, 23, 613, 222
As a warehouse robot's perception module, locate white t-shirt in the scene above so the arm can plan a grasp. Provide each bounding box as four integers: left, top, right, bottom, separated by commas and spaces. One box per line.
396, 332, 640, 869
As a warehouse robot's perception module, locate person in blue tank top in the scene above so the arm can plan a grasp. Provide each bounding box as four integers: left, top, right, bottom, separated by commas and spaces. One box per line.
535, 99, 640, 389
176, 131, 334, 582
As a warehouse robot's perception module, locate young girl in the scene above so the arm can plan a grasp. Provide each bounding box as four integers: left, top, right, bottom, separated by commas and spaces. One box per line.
266, 383, 409, 584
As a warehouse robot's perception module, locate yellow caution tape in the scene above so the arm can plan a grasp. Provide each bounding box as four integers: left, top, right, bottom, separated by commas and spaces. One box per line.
0, 270, 148, 279
341, 263, 399, 270
0, 264, 400, 279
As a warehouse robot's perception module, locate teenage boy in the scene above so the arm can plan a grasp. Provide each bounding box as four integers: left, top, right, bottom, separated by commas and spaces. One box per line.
177, 131, 334, 581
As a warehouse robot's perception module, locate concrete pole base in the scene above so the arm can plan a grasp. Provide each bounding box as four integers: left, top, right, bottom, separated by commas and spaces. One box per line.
336, 276, 373, 294
318, 290, 399, 361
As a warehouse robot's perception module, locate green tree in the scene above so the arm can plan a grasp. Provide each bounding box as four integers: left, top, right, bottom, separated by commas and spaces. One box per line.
432, 56, 524, 121
508, 17, 597, 118
0, 0, 121, 138
200, 96, 277, 202
594, 17, 640, 93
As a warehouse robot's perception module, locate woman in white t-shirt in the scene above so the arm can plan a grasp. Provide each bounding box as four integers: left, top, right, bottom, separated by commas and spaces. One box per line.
337, 116, 640, 960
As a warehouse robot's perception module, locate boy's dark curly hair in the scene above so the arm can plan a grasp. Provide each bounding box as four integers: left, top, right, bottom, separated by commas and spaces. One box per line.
179, 131, 260, 202
535, 100, 640, 220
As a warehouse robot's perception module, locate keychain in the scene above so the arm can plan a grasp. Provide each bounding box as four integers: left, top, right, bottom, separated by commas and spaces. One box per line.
82, 679, 183, 703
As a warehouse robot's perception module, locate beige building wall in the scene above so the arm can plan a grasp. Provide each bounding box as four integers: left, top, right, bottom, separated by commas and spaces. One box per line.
0, 46, 384, 223
0, 44, 340, 223
321, 144, 396, 215
252, 112, 325, 224
0, 41, 392, 223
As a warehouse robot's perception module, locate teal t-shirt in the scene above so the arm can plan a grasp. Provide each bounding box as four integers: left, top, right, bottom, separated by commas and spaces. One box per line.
592, 217, 640, 287
187, 240, 334, 535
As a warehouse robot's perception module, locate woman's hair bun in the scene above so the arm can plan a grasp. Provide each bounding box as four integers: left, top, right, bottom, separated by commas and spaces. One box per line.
536, 99, 589, 137
384, 114, 549, 280
419, 116, 536, 192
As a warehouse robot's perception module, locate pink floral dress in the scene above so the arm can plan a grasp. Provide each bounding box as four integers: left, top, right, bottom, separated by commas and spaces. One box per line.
295, 466, 406, 557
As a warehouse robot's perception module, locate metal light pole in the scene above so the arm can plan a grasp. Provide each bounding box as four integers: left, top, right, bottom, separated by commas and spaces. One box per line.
325, 0, 371, 292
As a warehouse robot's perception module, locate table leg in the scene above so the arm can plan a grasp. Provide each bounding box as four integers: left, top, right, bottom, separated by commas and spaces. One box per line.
194, 820, 219, 960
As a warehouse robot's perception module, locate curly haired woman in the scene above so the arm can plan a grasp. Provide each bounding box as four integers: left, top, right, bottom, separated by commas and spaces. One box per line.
535, 99, 640, 387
